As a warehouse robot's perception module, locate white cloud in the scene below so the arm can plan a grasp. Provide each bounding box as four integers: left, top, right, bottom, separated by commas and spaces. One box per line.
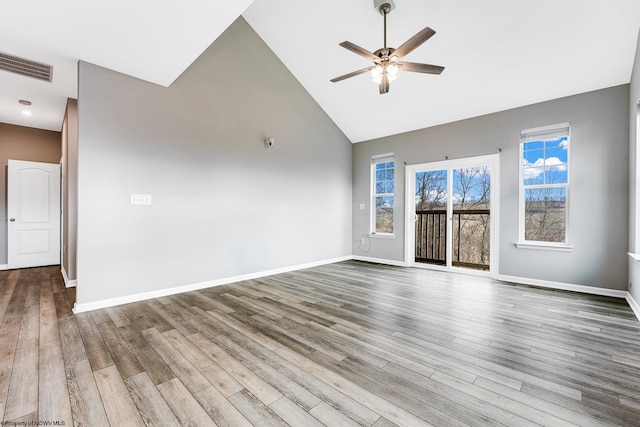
523, 157, 566, 179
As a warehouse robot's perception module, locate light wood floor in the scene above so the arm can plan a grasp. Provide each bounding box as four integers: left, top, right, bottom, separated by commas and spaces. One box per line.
2, 261, 640, 426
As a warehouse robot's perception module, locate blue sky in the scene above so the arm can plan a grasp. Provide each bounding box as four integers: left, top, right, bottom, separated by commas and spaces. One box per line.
375, 162, 394, 195
415, 167, 490, 206
522, 136, 569, 185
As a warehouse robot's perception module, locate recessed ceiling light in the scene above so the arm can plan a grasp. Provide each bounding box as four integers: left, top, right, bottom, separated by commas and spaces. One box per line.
18, 99, 32, 106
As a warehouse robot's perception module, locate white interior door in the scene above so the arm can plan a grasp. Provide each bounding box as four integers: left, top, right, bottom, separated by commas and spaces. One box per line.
8, 160, 61, 269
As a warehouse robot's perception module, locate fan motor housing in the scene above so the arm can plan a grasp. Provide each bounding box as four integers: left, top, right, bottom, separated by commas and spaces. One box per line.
374, 0, 395, 14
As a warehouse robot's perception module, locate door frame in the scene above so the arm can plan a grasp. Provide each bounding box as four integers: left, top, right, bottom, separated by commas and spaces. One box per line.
7, 159, 62, 269
404, 154, 500, 276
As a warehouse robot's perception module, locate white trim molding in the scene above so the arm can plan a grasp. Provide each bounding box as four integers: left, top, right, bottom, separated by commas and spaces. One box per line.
352, 255, 408, 267
368, 233, 395, 239
70, 253, 640, 323
515, 242, 573, 252
72, 255, 352, 313
627, 252, 640, 262
497, 274, 628, 299
61, 267, 77, 288
0, 264, 7, 271
350, 260, 639, 321
627, 293, 640, 322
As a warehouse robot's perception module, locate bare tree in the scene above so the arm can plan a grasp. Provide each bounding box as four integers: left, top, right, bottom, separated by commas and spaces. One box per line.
414, 167, 491, 269
524, 188, 565, 242
453, 166, 490, 268
415, 171, 447, 209
414, 171, 447, 262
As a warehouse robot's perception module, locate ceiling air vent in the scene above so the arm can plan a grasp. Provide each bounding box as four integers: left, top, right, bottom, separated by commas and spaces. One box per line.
0, 51, 52, 82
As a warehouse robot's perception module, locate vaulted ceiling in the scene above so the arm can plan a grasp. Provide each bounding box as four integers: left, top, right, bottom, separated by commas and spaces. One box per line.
1, 0, 639, 143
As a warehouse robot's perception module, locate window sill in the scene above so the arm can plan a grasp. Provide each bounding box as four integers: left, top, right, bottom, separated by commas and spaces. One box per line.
369, 233, 395, 239
515, 242, 573, 252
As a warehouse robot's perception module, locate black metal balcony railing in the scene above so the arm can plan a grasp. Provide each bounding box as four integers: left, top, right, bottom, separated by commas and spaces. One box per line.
415, 209, 490, 271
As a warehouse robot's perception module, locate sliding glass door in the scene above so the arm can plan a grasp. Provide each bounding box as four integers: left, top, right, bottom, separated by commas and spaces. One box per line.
406, 155, 498, 274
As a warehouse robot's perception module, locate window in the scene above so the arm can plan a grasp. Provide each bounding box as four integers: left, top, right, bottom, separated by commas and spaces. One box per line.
519, 123, 570, 247
372, 154, 394, 235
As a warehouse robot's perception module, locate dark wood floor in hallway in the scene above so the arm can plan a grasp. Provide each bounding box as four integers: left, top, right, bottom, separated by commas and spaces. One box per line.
1, 261, 640, 426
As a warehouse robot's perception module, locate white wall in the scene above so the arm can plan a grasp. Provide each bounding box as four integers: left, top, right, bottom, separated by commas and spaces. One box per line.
75, 18, 352, 306
353, 85, 630, 290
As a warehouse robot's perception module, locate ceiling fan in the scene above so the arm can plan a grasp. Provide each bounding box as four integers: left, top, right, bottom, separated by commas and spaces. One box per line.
330, 0, 444, 94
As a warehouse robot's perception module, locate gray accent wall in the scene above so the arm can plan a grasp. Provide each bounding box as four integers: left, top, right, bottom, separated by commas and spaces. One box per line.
76, 18, 352, 306
629, 29, 640, 304
353, 85, 629, 290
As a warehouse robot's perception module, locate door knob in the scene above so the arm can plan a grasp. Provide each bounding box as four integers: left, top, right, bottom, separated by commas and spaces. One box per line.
9, 218, 15, 222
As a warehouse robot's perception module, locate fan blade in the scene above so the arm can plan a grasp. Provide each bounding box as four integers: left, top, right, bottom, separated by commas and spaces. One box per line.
393, 27, 436, 59
330, 66, 375, 83
339, 41, 379, 62
398, 62, 444, 74
379, 73, 390, 94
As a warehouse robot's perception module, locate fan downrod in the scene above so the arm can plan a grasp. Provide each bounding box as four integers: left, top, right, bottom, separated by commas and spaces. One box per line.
376, 1, 394, 49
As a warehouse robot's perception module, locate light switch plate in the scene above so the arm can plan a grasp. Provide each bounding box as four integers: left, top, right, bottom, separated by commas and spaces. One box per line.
359, 203, 365, 210
131, 194, 152, 205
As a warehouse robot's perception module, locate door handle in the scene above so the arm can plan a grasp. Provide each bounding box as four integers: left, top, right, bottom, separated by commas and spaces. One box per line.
9, 218, 15, 222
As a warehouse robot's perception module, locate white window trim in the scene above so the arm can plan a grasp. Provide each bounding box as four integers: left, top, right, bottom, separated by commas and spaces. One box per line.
517, 123, 571, 250
369, 233, 395, 239
371, 153, 395, 238
515, 242, 573, 252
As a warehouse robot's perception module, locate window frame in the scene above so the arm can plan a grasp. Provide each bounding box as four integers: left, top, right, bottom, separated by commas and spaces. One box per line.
371, 153, 395, 237
517, 123, 572, 251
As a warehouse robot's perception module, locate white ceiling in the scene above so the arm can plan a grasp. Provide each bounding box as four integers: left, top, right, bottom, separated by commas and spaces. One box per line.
0, 0, 254, 131
1, 0, 639, 143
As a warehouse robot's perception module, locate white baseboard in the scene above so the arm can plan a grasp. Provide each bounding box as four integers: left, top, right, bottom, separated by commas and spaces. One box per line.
0, 264, 7, 271
61, 267, 77, 288
69, 253, 640, 323
497, 274, 628, 299
627, 293, 640, 322
352, 255, 408, 267
351, 260, 634, 304
72, 255, 352, 313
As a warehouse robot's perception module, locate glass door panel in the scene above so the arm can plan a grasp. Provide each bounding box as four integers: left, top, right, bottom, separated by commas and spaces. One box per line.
414, 170, 448, 265
452, 167, 491, 271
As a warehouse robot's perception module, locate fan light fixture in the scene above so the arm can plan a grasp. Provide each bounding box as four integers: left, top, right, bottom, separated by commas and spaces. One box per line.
371, 62, 399, 84
330, 0, 445, 94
